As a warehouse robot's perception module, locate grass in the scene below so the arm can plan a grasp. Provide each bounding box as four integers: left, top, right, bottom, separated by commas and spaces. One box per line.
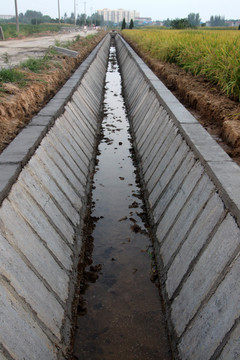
0, 68, 26, 86
54, 33, 95, 49
0, 31, 103, 93
20, 56, 52, 73
122, 28, 240, 101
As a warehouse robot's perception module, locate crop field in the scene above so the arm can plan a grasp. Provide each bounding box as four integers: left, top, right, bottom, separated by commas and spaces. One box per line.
122, 29, 240, 101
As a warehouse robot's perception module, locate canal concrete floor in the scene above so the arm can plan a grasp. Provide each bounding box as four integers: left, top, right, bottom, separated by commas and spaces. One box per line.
73, 45, 173, 360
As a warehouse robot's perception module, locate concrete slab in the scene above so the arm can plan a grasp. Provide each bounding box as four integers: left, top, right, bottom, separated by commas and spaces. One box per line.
166, 192, 225, 299
68, 101, 96, 135
136, 99, 161, 144
146, 134, 182, 190
64, 106, 94, 151
149, 147, 193, 211
29, 115, 54, 128
54, 119, 90, 166
38, 99, 65, 118
46, 132, 87, 186
0, 231, 64, 339
140, 110, 170, 162
61, 112, 93, 159
53, 46, 78, 57
19, 167, 75, 245
49, 123, 89, 172
0, 284, 57, 360
41, 136, 85, 195
0, 125, 47, 165
161, 173, 215, 268
155, 161, 203, 242
0, 163, 21, 205
206, 160, 240, 226
35, 147, 82, 213
0, 199, 69, 302
75, 87, 100, 119
8, 182, 73, 271
27, 155, 80, 226
142, 120, 177, 177
179, 248, 240, 360
219, 322, 240, 360
71, 95, 98, 132
180, 122, 232, 163
172, 214, 240, 337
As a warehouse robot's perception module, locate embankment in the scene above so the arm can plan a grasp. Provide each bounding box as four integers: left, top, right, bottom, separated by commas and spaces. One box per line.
0, 34, 110, 360
116, 34, 240, 360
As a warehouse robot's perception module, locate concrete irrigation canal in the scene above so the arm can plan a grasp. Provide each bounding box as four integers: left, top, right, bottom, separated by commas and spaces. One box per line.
1, 33, 240, 360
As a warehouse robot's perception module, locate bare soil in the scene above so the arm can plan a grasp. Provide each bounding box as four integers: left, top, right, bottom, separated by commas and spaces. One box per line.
124, 38, 240, 165
0, 31, 106, 153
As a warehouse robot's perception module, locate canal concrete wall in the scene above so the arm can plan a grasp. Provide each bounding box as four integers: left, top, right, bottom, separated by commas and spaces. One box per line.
0, 35, 110, 359
116, 34, 240, 360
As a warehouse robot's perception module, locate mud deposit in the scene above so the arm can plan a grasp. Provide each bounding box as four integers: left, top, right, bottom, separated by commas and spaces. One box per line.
72, 46, 172, 359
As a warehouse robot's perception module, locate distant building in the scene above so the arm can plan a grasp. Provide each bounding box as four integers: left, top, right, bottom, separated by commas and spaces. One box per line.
134, 17, 152, 25
0, 15, 14, 20
226, 20, 240, 26
206, 19, 240, 27
97, 8, 140, 23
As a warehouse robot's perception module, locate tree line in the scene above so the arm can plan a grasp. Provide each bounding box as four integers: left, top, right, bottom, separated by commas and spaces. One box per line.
164, 13, 239, 29
2, 10, 239, 29
1, 10, 104, 26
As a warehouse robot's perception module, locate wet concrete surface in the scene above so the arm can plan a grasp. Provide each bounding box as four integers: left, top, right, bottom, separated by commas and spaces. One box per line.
73, 45, 172, 360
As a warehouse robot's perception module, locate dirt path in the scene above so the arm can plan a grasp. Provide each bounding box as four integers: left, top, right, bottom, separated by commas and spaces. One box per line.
0, 29, 96, 68
0, 30, 106, 153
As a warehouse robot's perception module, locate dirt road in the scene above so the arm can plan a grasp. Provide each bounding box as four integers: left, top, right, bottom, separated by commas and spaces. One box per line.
0, 29, 96, 68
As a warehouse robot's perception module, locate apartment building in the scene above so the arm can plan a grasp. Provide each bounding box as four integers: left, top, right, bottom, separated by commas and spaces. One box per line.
97, 8, 140, 23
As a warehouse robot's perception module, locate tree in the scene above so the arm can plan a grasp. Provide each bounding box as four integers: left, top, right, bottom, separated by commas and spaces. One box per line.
121, 17, 126, 30
91, 12, 104, 26
188, 13, 201, 27
171, 18, 191, 29
210, 15, 226, 26
163, 18, 171, 27
76, 14, 86, 26
129, 19, 134, 29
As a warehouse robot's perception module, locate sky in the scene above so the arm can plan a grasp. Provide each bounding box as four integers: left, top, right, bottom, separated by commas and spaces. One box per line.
1, 0, 240, 22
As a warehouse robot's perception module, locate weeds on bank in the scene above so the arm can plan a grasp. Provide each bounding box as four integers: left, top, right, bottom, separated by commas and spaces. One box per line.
0, 32, 103, 93
2, 52, 9, 64
20, 56, 52, 73
0, 68, 26, 86
54, 33, 95, 49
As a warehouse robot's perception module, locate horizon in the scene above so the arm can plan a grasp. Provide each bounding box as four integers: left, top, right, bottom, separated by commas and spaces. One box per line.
1, 0, 240, 23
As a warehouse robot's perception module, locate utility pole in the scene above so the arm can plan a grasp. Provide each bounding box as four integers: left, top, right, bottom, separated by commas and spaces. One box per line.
74, 0, 76, 25
58, 0, 60, 24
14, 0, 19, 33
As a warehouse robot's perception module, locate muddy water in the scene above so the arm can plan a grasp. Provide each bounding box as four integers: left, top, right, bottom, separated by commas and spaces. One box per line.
73, 45, 172, 360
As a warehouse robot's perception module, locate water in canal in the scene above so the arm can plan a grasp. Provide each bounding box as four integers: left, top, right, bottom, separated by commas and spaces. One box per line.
73, 44, 172, 360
